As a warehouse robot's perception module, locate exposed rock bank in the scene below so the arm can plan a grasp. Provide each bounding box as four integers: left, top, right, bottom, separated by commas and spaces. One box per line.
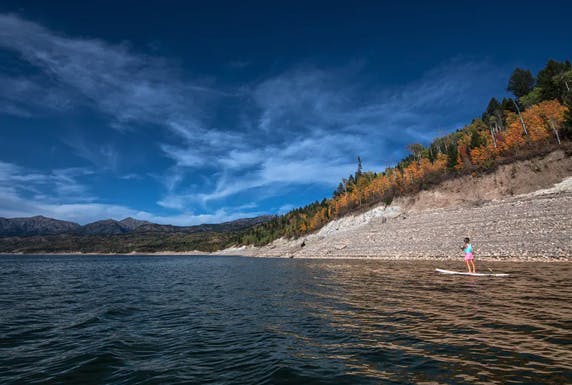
219, 150, 572, 260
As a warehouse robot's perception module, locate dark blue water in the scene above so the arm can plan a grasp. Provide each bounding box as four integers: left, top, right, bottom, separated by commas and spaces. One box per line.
1, 255, 571, 385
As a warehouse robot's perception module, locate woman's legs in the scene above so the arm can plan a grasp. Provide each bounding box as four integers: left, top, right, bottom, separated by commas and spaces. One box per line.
470, 259, 476, 273
465, 260, 471, 272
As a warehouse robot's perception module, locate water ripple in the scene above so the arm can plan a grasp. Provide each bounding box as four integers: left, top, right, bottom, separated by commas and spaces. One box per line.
0, 256, 571, 384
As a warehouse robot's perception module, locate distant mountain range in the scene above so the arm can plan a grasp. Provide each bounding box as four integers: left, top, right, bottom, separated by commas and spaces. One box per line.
0, 215, 275, 237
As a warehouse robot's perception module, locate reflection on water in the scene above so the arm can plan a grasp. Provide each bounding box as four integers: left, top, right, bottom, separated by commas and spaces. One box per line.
0, 256, 570, 384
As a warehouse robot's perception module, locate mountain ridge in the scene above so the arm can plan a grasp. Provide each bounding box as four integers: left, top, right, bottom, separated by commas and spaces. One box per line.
0, 215, 275, 237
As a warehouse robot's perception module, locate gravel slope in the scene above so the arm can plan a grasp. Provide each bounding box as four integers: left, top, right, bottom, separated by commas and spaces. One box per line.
220, 150, 572, 260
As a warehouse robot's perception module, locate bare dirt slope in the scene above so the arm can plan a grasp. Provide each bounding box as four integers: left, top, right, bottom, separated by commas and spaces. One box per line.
221, 150, 572, 260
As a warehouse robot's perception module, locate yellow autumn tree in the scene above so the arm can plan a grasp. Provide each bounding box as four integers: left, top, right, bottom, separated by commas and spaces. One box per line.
502, 111, 527, 152
523, 100, 567, 143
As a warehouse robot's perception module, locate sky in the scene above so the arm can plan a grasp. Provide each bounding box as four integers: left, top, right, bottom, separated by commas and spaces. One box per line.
0, 1, 571, 225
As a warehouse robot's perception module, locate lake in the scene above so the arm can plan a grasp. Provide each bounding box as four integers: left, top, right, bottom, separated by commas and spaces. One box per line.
1, 255, 570, 384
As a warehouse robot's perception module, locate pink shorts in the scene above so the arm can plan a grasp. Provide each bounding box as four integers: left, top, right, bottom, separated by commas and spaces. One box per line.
464, 252, 474, 261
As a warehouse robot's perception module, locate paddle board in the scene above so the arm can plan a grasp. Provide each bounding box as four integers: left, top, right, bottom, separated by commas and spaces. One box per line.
435, 268, 509, 277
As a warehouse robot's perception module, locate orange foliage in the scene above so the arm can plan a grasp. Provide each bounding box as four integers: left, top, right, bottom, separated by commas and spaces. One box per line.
523, 100, 567, 142
308, 208, 327, 231
502, 112, 527, 151
468, 130, 497, 166
502, 100, 567, 150
433, 153, 448, 171
402, 162, 421, 187
470, 143, 495, 166
455, 143, 468, 170
297, 101, 568, 236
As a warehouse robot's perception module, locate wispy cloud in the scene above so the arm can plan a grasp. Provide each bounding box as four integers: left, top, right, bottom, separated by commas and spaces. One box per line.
0, 12, 232, 185
0, 189, 264, 226
159, 59, 505, 210
0, 13, 217, 134
0, 160, 262, 225
0, 198, 263, 226
0, 161, 94, 202
0, 74, 72, 116
62, 136, 122, 172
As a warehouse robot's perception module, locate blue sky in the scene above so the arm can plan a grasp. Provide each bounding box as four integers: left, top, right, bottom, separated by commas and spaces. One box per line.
1, 1, 571, 225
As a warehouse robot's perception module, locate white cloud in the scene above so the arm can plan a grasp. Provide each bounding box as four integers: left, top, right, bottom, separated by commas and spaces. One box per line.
159, 135, 366, 207
0, 161, 94, 202
0, 161, 262, 225
0, 13, 217, 137
160, 144, 206, 168
62, 136, 121, 172
0, 75, 72, 115
0, 196, 263, 226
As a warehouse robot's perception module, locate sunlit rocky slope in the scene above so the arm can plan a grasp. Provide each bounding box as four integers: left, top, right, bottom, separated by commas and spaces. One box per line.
219, 150, 572, 260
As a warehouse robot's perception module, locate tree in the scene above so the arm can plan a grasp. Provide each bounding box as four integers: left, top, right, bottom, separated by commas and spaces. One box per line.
510, 98, 529, 137
487, 116, 500, 148
470, 129, 485, 149
524, 100, 568, 143
554, 70, 572, 93
483, 98, 505, 136
446, 142, 458, 170
519, 87, 543, 108
536, 59, 572, 101
501, 97, 517, 113
407, 143, 425, 160
356, 156, 363, 178
333, 182, 345, 197
485, 97, 501, 117
507, 68, 535, 98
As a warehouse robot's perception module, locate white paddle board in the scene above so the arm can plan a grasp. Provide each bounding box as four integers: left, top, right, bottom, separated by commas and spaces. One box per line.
435, 268, 509, 277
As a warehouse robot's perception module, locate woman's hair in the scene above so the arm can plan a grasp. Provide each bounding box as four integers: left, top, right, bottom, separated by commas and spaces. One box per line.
464, 237, 470, 243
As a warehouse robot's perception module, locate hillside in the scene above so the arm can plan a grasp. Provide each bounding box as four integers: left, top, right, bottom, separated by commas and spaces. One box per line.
0, 215, 274, 238
217, 150, 572, 260
0, 215, 274, 253
0, 216, 81, 236
235, 59, 572, 246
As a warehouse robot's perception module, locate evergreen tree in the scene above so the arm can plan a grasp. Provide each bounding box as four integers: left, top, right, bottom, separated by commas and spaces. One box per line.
537, 59, 572, 101
469, 130, 484, 149
483, 98, 505, 130
334, 182, 345, 197
446, 143, 458, 170
356, 156, 363, 178
485, 98, 501, 116
501, 97, 517, 113
507, 68, 535, 98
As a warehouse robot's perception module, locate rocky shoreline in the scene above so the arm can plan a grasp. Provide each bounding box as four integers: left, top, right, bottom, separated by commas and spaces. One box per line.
217, 190, 571, 261
215, 150, 572, 261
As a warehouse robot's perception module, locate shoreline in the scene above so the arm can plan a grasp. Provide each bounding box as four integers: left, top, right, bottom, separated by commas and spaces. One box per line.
1, 252, 570, 262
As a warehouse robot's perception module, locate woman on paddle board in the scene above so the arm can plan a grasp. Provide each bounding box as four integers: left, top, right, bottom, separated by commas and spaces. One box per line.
462, 238, 476, 273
